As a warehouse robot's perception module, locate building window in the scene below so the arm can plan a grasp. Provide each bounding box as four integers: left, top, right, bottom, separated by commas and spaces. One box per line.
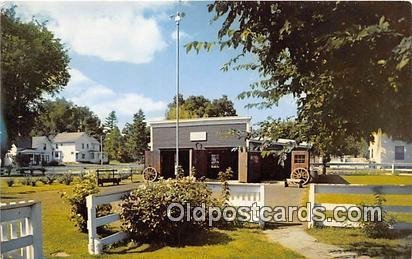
43, 144, 47, 150
82, 153, 85, 159
210, 154, 220, 169
395, 146, 405, 160
87, 143, 89, 149
55, 144, 58, 149
82, 143, 85, 149
55, 152, 59, 158
294, 154, 306, 163
91, 153, 94, 159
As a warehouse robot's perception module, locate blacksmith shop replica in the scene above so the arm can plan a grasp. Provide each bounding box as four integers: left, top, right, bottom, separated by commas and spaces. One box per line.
144, 116, 312, 183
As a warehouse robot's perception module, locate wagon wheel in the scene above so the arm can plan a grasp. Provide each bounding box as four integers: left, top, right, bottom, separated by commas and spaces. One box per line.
291, 167, 310, 185
143, 167, 158, 182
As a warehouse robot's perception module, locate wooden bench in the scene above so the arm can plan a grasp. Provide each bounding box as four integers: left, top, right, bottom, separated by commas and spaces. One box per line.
284, 178, 304, 188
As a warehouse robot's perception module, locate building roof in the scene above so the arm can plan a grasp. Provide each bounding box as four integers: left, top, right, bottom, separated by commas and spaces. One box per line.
53, 132, 86, 143
148, 116, 252, 128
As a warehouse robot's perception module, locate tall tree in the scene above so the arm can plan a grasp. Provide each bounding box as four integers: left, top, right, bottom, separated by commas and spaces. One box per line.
1, 6, 70, 158
31, 98, 102, 137
104, 111, 117, 131
122, 110, 150, 162
187, 1, 412, 157
104, 126, 123, 162
165, 95, 237, 119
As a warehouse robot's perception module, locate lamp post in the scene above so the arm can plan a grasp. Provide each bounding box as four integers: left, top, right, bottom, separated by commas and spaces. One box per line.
174, 12, 182, 177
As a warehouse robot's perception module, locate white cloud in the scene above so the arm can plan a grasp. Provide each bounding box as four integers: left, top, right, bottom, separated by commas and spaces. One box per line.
171, 30, 190, 41
61, 68, 166, 124
15, 2, 172, 64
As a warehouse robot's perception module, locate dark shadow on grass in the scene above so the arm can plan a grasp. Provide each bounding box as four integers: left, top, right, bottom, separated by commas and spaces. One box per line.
105, 229, 233, 255
262, 222, 302, 230
0, 195, 18, 200
344, 242, 411, 258
317, 175, 349, 184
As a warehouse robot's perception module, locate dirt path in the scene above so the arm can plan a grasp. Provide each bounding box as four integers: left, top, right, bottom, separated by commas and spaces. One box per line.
265, 225, 368, 259
263, 183, 368, 258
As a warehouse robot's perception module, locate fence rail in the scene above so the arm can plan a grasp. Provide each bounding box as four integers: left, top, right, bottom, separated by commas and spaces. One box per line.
0, 200, 43, 259
86, 189, 133, 255
308, 184, 412, 229
86, 182, 267, 255
312, 162, 412, 172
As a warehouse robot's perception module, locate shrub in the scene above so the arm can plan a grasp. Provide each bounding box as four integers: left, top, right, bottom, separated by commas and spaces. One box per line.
61, 173, 111, 233
120, 177, 222, 245
59, 172, 74, 185
6, 178, 15, 187
20, 176, 35, 186
218, 167, 234, 204
39, 174, 57, 185
359, 194, 396, 238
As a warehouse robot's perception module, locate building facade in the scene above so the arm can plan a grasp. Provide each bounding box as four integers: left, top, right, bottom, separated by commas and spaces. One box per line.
147, 116, 251, 179
369, 131, 412, 164
52, 132, 105, 163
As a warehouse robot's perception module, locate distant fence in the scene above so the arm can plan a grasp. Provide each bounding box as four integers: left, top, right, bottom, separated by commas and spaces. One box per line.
308, 184, 412, 230
0, 200, 43, 259
86, 182, 267, 255
312, 162, 412, 173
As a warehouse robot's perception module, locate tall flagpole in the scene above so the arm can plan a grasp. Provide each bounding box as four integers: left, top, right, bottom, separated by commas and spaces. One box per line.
174, 12, 181, 177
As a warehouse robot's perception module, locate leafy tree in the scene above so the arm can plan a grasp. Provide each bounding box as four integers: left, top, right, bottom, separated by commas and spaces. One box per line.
104, 126, 123, 162
104, 111, 117, 132
1, 6, 70, 159
122, 110, 150, 162
205, 95, 237, 117
258, 118, 369, 158
165, 95, 237, 119
31, 98, 102, 137
187, 1, 412, 157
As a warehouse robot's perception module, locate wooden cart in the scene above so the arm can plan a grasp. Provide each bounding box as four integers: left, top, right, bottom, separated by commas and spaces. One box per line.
286, 149, 319, 187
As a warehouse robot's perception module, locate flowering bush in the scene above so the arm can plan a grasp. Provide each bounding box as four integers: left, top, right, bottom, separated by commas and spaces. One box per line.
120, 176, 223, 245
61, 173, 111, 232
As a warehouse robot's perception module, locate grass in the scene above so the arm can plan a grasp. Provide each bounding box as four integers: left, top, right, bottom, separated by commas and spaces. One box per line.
342, 175, 412, 185
0, 178, 301, 258
305, 174, 412, 257
307, 227, 411, 257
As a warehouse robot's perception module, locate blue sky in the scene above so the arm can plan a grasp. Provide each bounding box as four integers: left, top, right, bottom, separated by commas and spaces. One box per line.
15, 1, 297, 128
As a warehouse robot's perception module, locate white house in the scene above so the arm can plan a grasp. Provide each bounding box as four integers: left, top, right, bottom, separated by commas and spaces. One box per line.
32, 136, 63, 164
369, 130, 412, 164
52, 132, 106, 163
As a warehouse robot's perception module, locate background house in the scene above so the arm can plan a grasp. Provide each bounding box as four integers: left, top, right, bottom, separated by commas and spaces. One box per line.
32, 136, 62, 164
369, 130, 412, 164
53, 132, 105, 163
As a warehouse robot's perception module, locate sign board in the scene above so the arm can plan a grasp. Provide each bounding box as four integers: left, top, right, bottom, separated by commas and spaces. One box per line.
190, 132, 207, 141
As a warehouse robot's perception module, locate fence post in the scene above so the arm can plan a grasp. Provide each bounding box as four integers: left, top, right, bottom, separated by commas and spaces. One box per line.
31, 202, 44, 259
86, 195, 96, 255
259, 184, 266, 229
308, 184, 316, 228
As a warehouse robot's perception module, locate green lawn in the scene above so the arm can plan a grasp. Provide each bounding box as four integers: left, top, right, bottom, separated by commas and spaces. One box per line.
342, 175, 412, 185
306, 174, 412, 257
0, 179, 301, 258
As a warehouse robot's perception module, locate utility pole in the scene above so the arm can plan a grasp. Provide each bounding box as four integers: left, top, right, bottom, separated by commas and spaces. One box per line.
100, 135, 103, 166
174, 12, 182, 177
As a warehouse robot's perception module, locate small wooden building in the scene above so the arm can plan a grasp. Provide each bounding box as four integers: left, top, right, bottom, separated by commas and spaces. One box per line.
145, 116, 310, 182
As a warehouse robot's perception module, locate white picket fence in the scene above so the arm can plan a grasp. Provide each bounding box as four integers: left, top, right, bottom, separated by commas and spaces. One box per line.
86, 182, 267, 255
86, 189, 132, 255
308, 184, 412, 229
0, 200, 43, 259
